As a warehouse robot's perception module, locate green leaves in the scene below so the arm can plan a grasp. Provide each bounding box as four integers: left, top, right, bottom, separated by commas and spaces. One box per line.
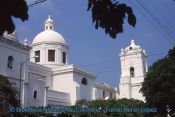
0, 75, 19, 116
0, 0, 136, 39
87, 0, 136, 39
73, 99, 145, 117
140, 47, 175, 116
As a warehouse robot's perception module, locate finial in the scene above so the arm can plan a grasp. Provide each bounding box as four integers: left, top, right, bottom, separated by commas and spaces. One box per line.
24, 38, 28, 47
47, 14, 53, 21
44, 14, 54, 30
121, 48, 124, 54
45, 14, 53, 22
131, 35, 135, 46
131, 35, 134, 42
48, 14, 51, 19
131, 39, 135, 44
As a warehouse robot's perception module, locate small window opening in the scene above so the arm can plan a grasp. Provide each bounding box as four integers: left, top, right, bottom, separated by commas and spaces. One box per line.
110, 92, 112, 99
7, 56, 14, 69
103, 91, 105, 98
48, 50, 55, 62
62, 52, 66, 64
35, 51, 40, 62
33, 90, 37, 99
82, 78, 88, 85
130, 67, 135, 77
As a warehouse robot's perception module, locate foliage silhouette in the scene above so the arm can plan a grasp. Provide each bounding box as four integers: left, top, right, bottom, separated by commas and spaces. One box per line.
141, 47, 175, 117
62, 99, 146, 117
0, 0, 135, 39
87, 0, 136, 38
0, 75, 19, 116
0, 0, 28, 36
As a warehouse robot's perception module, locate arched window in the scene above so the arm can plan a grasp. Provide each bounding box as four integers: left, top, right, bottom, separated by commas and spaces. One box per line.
110, 92, 112, 99
50, 26, 52, 30
130, 67, 135, 77
7, 56, 14, 69
33, 90, 37, 99
129, 46, 132, 50
82, 78, 88, 85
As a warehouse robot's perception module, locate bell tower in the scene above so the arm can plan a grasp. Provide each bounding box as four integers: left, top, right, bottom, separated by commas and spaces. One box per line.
119, 39, 148, 101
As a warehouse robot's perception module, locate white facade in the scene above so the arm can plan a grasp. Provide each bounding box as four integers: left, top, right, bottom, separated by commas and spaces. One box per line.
0, 34, 31, 107
0, 15, 96, 107
95, 83, 117, 100
52, 65, 96, 105
119, 39, 148, 101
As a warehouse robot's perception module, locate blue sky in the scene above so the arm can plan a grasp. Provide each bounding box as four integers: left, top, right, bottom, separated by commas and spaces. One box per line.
14, 0, 175, 88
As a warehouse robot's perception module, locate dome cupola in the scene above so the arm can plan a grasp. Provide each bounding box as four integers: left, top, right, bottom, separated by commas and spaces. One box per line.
32, 15, 67, 46
30, 15, 69, 68
44, 15, 54, 30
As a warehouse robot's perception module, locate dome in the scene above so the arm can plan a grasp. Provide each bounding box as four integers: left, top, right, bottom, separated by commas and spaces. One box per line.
32, 15, 67, 45
32, 30, 66, 45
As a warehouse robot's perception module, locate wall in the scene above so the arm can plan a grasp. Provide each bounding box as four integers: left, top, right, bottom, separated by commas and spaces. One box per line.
96, 89, 114, 100
0, 39, 29, 81
26, 62, 52, 107
52, 67, 74, 105
52, 65, 96, 105
27, 72, 46, 107
73, 72, 96, 101
0, 38, 30, 107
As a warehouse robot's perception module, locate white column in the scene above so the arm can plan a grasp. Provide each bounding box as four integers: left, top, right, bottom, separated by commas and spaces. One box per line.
21, 65, 25, 107
43, 77, 48, 107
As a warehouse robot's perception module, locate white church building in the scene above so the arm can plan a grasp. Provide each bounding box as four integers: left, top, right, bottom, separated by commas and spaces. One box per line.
0, 15, 148, 108
0, 15, 96, 107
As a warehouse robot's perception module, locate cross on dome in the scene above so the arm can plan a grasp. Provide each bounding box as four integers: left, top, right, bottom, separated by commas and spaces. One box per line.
47, 15, 53, 22
131, 39, 136, 46
130, 35, 136, 46
44, 15, 54, 30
